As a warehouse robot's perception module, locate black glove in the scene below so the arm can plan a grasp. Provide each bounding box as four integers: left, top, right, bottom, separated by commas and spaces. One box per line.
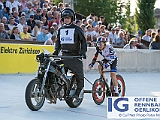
53, 51, 58, 55
82, 53, 86, 59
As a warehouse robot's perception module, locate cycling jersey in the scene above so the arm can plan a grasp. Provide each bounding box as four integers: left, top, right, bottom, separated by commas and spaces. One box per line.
91, 43, 117, 66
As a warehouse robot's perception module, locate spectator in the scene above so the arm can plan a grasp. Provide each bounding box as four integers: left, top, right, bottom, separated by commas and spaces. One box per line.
17, 16, 26, 33
13, 11, 20, 24
136, 30, 142, 42
48, 16, 56, 30
20, 25, 32, 41
20, 0, 27, 11
76, 20, 81, 26
116, 31, 126, 47
123, 38, 137, 49
7, 17, 16, 35
92, 25, 100, 39
150, 32, 156, 42
0, 7, 10, 20
36, 26, 48, 42
57, 2, 64, 11
85, 24, 95, 39
41, 17, 48, 26
108, 27, 117, 45
101, 31, 110, 42
31, 20, 43, 37
0, 0, 5, 10
6, 0, 21, 14
44, 35, 57, 45
1, 17, 8, 30
34, 8, 42, 21
0, 23, 9, 39
136, 37, 148, 49
92, 16, 98, 27
51, 22, 58, 35
41, 8, 48, 19
115, 27, 120, 36
23, 1, 34, 20
80, 24, 86, 33
82, 19, 87, 25
142, 30, 151, 42
117, 23, 122, 30
98, 21, 102, 27
149, 34, 160, 50
87, 19, 93, 26
99, 16, 108, 30
86, 34, 94, 47
27, 15, 36, 33
99, 25, 106, 34
10, 26, 21, 40
47, 11, 53, 21
86, 13, 94, 21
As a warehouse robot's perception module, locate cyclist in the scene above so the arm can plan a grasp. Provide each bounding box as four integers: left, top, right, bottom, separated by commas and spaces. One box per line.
88, 36, 119, 96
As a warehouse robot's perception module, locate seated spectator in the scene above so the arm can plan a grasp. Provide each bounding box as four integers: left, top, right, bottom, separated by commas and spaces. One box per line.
92, 16, 98, 27
92, 25, 100, 39
1, 17, 9, 30
80, 24, 86, 33
115, 27, 120, 36
20, 0, 27, 11
10, 26, 21, 40
6, 0, 21, 14
0, 23, 10, 39
85, 24, 95, 39
116, 31, 126, 47
98, 21, 102, 27
17, 16, 26, 33
7, 17, 16, 35
87, 19, 93, 26
20, 26, 32, 41
82, 19, 87, 25
36, 26, 48, 42
99, 16, 108, 30
108, 27, 117, 45
136, 30, 142, 42
57, 2, 64, 11
44, 35, 57, 45
101, 31, 110, 42
76, 20, 81, 27
48, 16, 56, 30
27, 15, 36, 33
142, 30, 151, 42
86, 34, 94, 47
41, 17, 48, 27
34, 8, 42, 21
47, 11, 53, 21
99, 25, 106, 34
123, 38, 137, 49
150, 32, 156, 42
31, 20, 43, 37
13, 11, 20, 24
0, 7, 10, 20
149, 34, 160, 50
23, 1, 35, 20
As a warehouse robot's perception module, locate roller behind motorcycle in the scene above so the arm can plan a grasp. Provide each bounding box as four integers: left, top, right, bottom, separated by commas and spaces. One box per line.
25, 51, 83, 111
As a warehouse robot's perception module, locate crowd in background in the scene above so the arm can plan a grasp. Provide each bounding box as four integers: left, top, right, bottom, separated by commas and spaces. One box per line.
0, 0, 160, 49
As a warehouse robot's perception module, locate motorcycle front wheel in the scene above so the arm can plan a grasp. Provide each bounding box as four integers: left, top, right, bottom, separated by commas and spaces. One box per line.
25, 78, 45, 111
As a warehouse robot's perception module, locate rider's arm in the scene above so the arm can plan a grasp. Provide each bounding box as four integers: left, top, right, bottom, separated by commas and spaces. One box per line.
90, 46, 100, 65
53, 29, 61, 55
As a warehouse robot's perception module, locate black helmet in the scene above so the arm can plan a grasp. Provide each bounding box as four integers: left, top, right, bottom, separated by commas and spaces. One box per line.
61, 8, 75, 21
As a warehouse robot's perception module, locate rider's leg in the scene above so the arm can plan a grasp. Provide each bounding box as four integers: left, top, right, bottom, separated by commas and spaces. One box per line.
110, 72, 118, 94
98, 64, 106, 81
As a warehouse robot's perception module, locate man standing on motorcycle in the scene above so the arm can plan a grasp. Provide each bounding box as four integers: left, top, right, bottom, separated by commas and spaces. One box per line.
53, 8, 87, 100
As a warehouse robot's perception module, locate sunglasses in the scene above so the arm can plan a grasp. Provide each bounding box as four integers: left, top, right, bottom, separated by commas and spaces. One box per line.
97, 42, 105, 46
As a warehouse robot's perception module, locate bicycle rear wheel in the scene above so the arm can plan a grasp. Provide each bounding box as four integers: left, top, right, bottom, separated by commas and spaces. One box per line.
110, 74, 125, 96
92, 79, 105, 105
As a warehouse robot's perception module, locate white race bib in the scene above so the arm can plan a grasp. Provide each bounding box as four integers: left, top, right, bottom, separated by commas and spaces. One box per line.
60, 28, 75, 44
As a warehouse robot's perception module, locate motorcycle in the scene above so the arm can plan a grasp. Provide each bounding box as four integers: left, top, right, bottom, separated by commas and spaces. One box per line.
25, 51, 83, 111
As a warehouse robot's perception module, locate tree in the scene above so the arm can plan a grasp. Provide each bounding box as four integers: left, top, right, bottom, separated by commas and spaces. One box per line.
135, 0, 156, 34
124, 0, 135, 34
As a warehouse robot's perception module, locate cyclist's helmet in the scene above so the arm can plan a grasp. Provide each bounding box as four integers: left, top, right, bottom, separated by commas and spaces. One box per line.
61, 8, 75, 22
97, 36, 107, 46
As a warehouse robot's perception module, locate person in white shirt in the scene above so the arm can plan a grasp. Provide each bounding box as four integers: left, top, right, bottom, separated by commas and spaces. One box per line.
123, 38, 137, 49
0, 0, 5, 10
108, 28, 118, 45
142, 30, 151, 42
85, 24, 95, 39
6, 0, 21, 14
44, 35, 57, 45
17, 16, 26, 33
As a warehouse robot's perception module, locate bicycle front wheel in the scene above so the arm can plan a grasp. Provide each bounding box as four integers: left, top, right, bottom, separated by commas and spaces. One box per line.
92, 79, 105, 105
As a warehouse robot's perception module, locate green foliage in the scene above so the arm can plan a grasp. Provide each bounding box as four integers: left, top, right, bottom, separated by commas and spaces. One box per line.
135, 0, 156, 34
54, 0, 63, 5
74, 0, 126, 27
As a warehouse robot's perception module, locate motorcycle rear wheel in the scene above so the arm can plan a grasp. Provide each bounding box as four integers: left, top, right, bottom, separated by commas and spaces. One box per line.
65, 76, 83, 108
25, 78, 45, 111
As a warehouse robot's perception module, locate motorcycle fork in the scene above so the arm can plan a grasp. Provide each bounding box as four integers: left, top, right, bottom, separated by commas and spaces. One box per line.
39, 61, 51, 95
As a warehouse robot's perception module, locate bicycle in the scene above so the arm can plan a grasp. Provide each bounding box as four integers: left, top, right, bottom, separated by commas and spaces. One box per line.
90, 61, 125, 105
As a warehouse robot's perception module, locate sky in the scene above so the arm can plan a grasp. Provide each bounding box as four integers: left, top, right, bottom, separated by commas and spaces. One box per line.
124, 0, 160, 15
